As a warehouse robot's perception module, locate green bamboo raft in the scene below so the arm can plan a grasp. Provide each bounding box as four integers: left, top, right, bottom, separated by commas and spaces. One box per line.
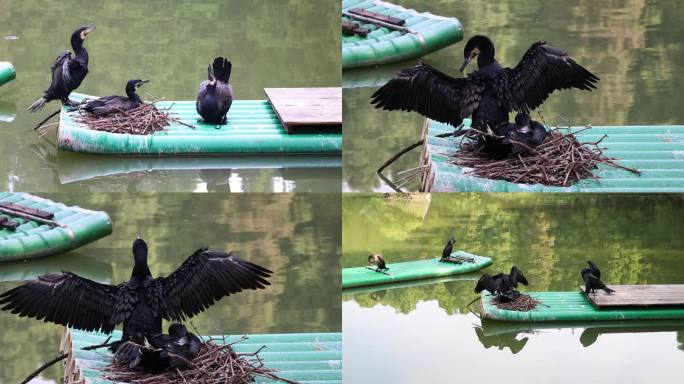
342, 0, 463, 69
342, 251, 492, 289
0, 192, 112, 261
0, 61, 16, 86
61, 329, 342, 384
420, 119, 684, 192
57, 94, 342, 155
480, 292, 684, 322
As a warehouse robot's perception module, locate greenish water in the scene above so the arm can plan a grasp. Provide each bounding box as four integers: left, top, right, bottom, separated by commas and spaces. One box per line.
0, 0, 341, 193
0, 193, 341, 383
342, 0, 684, 191
343, 193, 684, 383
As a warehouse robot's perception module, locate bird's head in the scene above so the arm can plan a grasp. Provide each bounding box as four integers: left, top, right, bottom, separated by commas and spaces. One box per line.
515, 113, 531, 127
72, 24, 96, 43
460, 35, 495, 73
368, 253, 378, 263
168, 323, 187, 336
132, 238, 148, 265
125, 79, 149, 98
448, 237, 456, 245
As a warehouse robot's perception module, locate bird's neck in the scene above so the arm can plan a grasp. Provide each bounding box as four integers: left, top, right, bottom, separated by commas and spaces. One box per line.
126, 87, 140, 102
71, 39, 89, 65
132, 261, 152, 278
477, 54, 496, 69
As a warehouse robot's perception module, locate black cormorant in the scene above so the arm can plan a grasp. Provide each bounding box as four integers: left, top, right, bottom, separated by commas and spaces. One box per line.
130, 323, 202, 373
368, 253, 389, 272
475, 266, 528, 300
196, 57, 234, 124
0, 238, 271, 365
581, 260, 614, 294
82, 79, 149, 116
440, 237, 456, 261
486, 113, 548, 158
28, 24, 96, 112
371, 35, 598, 132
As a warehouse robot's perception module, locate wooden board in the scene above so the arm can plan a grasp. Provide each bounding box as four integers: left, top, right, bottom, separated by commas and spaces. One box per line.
265, 87, 342, 133
581, 284, 684, 308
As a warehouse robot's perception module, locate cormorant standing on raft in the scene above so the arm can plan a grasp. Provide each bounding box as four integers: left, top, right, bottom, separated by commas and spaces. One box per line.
82, 79, 149, 116
368, 253, 389, 272
581, 260, 614, 294
371, 34, 598, 148
196, 57, 234, 124
0, 238, 271, 369
28, 24, 96, 112
439, 237, 456, 262
475, 266, 529, 301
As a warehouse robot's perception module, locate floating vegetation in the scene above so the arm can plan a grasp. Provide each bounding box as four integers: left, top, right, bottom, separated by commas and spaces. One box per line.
451, 126, 641, 187
74, 101, 193, 135
493, 294, 541, 312
103, 336, 298, 384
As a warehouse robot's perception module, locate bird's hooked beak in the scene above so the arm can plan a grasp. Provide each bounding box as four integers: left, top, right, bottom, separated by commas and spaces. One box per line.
459, 48, 480, 73
136, 79, 150, 88
80, 23, 96, 39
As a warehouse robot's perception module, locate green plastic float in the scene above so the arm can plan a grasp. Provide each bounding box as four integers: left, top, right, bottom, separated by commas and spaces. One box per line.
0, 61, 16, 86
62, 329, 342, 384
0, 192, 112, 261
342, 0, 464, 69
342, 251, 493, 289
57, 93, 342, 155
480, 292, 684, 322
420, 118, 684, 192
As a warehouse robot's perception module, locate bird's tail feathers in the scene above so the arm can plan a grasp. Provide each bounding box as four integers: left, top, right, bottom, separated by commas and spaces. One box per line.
27, 97, 47, 113
212, 57, 232, 83
602, 286, 615, 294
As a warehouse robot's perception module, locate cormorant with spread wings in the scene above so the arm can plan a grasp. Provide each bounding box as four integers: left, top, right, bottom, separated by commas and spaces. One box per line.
0, 238, 271, 364
371, 35, 599, 131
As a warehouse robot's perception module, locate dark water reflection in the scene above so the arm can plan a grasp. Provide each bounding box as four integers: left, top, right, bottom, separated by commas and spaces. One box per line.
343, 193, 684, 383
343, 0, 684, 191
0, 193, 341, 383
0, 0, 340, 192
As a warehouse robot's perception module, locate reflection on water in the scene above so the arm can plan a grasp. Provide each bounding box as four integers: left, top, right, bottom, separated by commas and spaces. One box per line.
0, 0, 340, 192
343, 0, 684, 191
0, 193, 341, 383
343, 193, 684, 383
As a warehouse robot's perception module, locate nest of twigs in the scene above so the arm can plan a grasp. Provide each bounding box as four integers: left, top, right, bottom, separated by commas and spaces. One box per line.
493, 294, 541, 312
451, 126, 640, 186
103, 336, 298, 384
74, 101, 193, 135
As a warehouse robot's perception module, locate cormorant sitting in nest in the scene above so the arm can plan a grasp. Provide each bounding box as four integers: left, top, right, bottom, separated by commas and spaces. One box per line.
368, 253, 389, 272
371, 35, 598, 158
486, 113, 548, 159
28, 24, 96, 112
123, 323, 202, 373
581, 260, 614, 294
0, 238, 271, 369
82, 79, 149, 116
196, 57, 234, 124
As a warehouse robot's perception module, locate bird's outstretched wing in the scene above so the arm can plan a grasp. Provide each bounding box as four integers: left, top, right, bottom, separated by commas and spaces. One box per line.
148, 248, 272, 321
0, 272, 132, 332
475, 274, 499, 294
494, 42, 599, 113
371, 62, 485, 128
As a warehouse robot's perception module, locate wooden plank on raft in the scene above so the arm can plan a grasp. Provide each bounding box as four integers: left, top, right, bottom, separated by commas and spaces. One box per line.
342, 21, 369, 37
0, 202, 55, 220
349, 8, 405, 26
582, 284, 684, 308
264, 87, 342, 134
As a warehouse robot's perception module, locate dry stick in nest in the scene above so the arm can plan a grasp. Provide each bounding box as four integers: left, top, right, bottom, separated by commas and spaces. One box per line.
103, 336, 299, 384
492, 294, 541, 312
452, 127, 640, 187
20, 336, 115, 384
